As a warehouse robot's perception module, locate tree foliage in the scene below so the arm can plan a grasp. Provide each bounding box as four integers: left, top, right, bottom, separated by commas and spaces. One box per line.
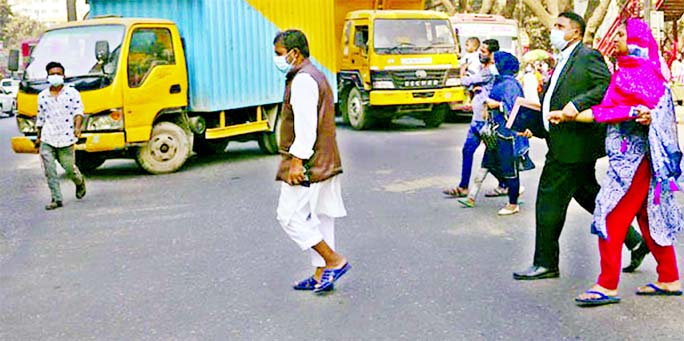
0, 0, 45, 50
3, 15, 45, 49
427, 0, 614, 50
0, 0, 12, 43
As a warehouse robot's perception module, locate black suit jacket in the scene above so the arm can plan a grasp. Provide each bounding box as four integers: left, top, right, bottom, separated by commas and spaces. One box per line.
540, 43, 611, 164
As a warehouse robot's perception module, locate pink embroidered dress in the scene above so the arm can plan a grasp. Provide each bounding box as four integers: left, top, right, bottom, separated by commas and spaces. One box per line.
591, 19, 684, 245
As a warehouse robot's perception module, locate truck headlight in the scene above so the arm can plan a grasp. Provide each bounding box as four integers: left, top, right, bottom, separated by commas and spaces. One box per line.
372, 80, 395, 89
16, 115, 37, 133
445, 78, 461, 87
85, 109, 124, 131
445, 68, 461, 87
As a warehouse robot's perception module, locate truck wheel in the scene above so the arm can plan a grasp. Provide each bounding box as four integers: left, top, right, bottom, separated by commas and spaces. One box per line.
345, 87, 373, 130
424, 104, 448, 128
258, 115, 281, 155
136, 121, 191, 174
193, 136, 229, 155
339, 88, 351, 125
75, 152, 106, 173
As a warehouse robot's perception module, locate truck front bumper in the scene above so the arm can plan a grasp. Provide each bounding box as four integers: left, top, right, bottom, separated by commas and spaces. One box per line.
11, 132, 126, 154
369, 87, 466, 106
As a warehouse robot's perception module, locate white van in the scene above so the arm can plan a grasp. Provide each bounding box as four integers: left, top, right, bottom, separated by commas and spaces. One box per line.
1, 78, 19, 97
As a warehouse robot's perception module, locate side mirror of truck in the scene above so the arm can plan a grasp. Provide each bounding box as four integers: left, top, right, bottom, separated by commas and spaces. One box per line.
95, 40, 110, 63
8, 49, 19, 72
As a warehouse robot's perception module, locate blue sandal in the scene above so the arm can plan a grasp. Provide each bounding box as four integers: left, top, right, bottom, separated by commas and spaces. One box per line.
293, 276, 318, 291
636, 283, 683, 296
314, 262, 351, 294
575, 290, 621, 307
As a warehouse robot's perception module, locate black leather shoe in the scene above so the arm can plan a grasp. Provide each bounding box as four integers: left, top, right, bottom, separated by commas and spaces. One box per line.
623, 242, 650, 273
513, 265, 560, 280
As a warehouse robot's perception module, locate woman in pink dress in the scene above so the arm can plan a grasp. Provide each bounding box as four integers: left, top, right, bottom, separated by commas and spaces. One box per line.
550, 18, 684, 307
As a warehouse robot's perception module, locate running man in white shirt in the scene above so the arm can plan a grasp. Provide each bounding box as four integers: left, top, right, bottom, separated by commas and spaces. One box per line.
36, 61, 86, 210
272, 30, 351, 294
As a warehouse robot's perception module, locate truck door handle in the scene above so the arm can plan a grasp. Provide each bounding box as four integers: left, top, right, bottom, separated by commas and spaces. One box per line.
170, 84, 181, 94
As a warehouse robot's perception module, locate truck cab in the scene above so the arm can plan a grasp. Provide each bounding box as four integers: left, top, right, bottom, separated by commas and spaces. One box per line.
337, 10, 465, 130
12, 18, 193, 174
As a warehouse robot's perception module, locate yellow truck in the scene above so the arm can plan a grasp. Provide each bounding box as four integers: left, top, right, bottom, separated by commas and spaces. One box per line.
338, 9, 465, 129
10, 0, 464, 174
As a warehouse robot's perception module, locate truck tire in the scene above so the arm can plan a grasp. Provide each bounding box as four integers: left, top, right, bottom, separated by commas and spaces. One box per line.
424, 104, 448, 128
136, 121, 192, 174
344, 87, 373, 130
258, 114, 281, 155
193, 136, 229, 155
75, 151, 106, 173
339, 88, 351, 125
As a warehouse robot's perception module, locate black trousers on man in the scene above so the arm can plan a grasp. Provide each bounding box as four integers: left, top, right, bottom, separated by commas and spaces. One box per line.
532, 156, 643, 270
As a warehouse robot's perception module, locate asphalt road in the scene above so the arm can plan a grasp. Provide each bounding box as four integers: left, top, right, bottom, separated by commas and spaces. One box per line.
2, 115, 684, 340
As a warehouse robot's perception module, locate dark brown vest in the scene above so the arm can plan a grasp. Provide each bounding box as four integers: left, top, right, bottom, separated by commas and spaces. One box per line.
276, 59, 343, 183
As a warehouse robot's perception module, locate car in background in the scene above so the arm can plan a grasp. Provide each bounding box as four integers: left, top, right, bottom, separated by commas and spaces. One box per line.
1, 78, 19, 97
0, 88, 16, 116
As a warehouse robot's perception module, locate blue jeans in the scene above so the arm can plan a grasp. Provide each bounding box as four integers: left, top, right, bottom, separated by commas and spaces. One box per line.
459, 120, 507, 189
459, 121, 484, 188
458, 121, 492, 188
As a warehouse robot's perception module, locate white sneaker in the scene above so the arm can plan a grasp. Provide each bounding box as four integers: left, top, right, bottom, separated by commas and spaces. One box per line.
498, 204, 520, 216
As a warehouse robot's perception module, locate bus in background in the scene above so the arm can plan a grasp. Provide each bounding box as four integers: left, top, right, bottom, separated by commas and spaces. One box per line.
448, 14, 521, 115
450, 14, 521, 57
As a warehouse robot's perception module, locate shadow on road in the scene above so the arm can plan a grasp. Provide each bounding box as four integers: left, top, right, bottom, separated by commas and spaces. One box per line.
84, 144, 272, 180
77, 116, 461, 180
334, 117, 445, 132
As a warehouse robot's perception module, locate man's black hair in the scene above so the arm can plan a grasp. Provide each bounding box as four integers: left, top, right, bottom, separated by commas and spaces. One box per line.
45, 61, 65, 74
559, 11, 586, 36
482, 39, 499, 53
273, 29, 310, 58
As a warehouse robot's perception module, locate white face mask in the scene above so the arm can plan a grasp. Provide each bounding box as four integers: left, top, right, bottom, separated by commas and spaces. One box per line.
47, 74, 64, 87
525, 65, 533, 73
550, 29, 569, 51
273, 51, 293, 73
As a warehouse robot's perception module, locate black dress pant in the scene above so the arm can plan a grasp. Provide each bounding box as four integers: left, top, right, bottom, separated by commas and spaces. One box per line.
532, 157, 643, 269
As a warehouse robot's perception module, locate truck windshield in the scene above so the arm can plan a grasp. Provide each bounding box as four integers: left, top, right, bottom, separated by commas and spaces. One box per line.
374, 19, 456, 55
454, 24, 517, 55
22, 25, 125, 93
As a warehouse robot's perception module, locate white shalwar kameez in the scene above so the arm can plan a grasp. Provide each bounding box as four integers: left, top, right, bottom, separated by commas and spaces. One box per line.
276, 73, 346, 267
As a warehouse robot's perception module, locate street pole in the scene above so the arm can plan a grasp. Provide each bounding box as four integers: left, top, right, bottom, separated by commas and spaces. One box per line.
67, 0, 77, 22
644, 0, 651, 25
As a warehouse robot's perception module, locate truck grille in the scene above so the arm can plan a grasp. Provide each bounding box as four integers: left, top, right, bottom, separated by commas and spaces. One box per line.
391, 69, 447, 89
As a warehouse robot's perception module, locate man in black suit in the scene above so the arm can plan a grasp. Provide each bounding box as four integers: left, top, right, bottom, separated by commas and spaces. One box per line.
513, 12, 649, 280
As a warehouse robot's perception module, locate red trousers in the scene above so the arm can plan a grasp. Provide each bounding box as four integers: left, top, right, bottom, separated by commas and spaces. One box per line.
597, 159, 679, 290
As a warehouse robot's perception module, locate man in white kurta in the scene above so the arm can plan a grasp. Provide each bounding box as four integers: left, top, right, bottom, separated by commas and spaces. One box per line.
276, 72, 347, 269
273, 29, 350, 294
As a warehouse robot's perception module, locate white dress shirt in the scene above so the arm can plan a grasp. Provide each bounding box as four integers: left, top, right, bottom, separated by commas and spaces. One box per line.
36, 85, 84, 148
542, 41, 580, 131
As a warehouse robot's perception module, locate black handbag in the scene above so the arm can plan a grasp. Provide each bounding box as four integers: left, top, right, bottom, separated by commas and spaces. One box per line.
479, 114, 499, 150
